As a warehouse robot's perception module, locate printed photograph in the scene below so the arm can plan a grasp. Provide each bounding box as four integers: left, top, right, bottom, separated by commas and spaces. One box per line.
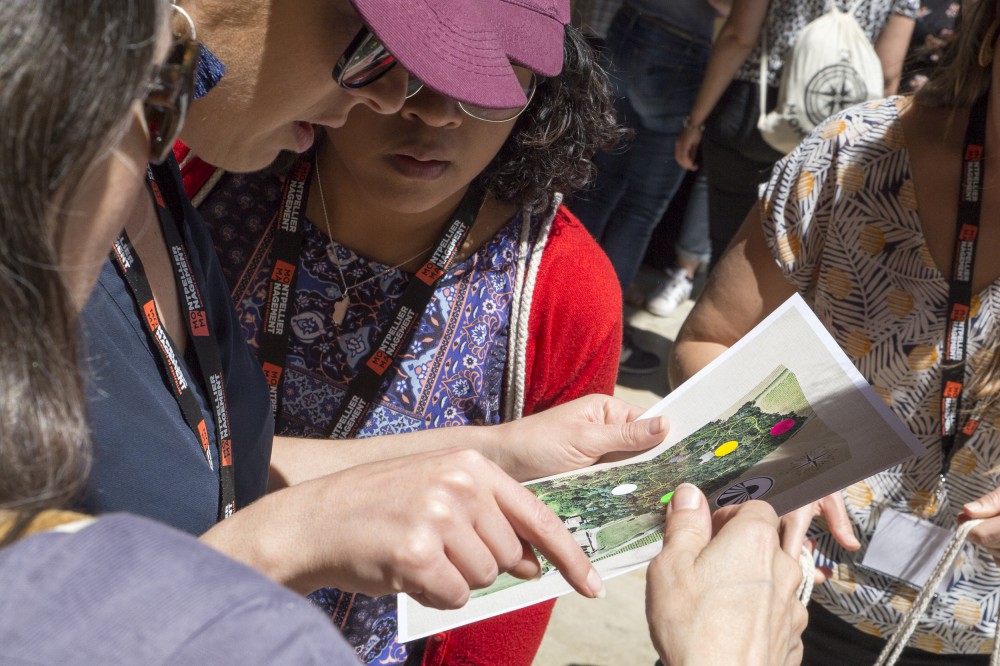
474, 365, 825, 598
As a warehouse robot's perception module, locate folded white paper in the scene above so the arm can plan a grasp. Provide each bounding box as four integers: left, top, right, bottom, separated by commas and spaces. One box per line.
399, 294, 925, 641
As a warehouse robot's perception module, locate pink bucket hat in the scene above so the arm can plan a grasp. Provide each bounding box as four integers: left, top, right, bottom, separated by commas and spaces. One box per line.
349, 0, 570, 109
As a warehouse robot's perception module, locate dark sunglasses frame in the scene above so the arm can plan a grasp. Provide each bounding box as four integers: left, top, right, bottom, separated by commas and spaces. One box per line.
143, 37, 200, 164
333, 26, 396, 89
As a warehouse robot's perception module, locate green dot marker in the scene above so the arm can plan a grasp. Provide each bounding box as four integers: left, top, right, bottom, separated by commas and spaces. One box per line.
660, 491, 675, 504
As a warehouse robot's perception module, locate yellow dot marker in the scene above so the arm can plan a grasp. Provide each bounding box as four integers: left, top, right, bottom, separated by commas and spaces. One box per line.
715, 440, 739, 457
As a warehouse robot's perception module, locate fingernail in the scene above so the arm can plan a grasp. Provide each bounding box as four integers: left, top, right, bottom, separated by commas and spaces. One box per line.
587, 568, 605, 599
966, 501, 983, 513
671, 483, 703, 510
645, 416, 667, 436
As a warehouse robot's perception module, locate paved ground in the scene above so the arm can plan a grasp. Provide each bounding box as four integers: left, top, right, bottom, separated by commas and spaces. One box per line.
533, 266, 697, 666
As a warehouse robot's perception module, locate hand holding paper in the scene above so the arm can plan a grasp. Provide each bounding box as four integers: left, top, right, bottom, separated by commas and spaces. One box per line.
399, 295, 924, 640
647, 484, 807, 666
779, 491, 859, 583
488, 394, 668, 482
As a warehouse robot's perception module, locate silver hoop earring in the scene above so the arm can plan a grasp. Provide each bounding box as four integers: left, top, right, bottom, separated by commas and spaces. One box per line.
171, 2, 197, 40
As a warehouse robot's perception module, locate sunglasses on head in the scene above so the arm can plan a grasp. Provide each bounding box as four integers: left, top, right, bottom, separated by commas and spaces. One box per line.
334, 26, 538, 123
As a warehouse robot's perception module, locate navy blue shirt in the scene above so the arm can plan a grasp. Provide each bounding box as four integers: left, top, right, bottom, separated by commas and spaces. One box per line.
78, 159, 273, 536
0, 514, 359, 664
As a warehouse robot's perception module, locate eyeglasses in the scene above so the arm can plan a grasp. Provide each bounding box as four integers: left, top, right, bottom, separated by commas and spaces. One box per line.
142, 36, 200, 164
405, 67, 539, 123
333, 26, 396, 89
333, 26, 538, 122
142, 5, 200, 164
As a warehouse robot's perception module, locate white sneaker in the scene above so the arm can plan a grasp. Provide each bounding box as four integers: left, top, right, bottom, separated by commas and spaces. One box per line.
645, 268, 693, 318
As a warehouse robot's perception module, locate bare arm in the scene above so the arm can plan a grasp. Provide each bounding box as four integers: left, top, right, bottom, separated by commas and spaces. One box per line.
202, 448, 606, 604
875, 14, 916, 95
668, 202, 796, 388
268, 395, 667, 489
676, 0, 770, 169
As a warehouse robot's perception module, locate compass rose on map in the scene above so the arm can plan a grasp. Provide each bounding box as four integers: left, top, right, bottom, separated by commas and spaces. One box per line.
792, 448, 836, 474
716, 476, 775, 507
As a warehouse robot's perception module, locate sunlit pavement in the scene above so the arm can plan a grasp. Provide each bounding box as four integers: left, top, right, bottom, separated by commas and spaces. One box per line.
533, 265, 697, 666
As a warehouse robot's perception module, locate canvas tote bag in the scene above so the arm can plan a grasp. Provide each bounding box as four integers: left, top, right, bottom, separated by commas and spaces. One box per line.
757, 0, 884, 154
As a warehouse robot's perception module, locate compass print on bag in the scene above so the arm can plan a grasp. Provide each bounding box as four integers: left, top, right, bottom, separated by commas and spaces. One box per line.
804, 62, 870, 125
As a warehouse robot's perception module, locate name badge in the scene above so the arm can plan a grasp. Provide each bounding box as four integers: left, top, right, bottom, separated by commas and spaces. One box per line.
860, 508, 954, 593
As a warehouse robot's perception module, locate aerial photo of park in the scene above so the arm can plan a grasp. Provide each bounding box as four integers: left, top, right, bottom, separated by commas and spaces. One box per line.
474, 365, 819, 598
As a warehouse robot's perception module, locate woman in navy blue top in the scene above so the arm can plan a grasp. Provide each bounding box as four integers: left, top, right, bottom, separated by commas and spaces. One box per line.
74, 0, 671, 612
80, 157, 273, 536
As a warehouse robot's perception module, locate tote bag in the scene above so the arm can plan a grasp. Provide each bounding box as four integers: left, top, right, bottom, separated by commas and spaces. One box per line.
757, 1, 883, 154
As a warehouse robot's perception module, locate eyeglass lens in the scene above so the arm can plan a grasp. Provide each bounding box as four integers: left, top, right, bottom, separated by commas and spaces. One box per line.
144, 37, 200, 164
405, 66, 538, 123
334, 27, 396, 89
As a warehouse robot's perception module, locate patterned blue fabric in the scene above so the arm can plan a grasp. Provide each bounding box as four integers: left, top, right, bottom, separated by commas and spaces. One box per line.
203, 170, 544, 662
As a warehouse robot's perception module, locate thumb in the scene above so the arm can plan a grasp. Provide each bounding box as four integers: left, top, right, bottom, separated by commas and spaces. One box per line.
615, 416, 669, 452
593, 416, 668, 464
964, 486, 1000, 519
659, 483, 712, 564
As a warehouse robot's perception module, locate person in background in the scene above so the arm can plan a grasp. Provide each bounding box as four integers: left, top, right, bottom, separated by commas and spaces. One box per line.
675, 0, 916, 265
572, 0, 626, 46
192, 22, 625, 664
900, 0, 958, 92
569, 0, 725, 374
672, 0, 1000, 661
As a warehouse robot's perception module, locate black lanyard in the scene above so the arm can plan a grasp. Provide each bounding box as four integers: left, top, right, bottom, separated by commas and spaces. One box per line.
938, 93, 989, 482
256, 152, 486, 439
110, 162, 237, 521
257, 155, 314, 419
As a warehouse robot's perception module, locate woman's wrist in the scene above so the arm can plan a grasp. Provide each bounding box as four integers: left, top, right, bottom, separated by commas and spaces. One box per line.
683, 115, 706, 133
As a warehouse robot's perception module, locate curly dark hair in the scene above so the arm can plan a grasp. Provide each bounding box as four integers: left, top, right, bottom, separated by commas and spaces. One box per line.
478, 25, 627, 213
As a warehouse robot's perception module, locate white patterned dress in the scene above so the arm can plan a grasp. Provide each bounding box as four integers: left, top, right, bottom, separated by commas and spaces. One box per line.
760, 97, 1000, 655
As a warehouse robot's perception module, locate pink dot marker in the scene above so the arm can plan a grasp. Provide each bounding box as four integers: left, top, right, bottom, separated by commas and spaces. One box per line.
770, 419, 795, 436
